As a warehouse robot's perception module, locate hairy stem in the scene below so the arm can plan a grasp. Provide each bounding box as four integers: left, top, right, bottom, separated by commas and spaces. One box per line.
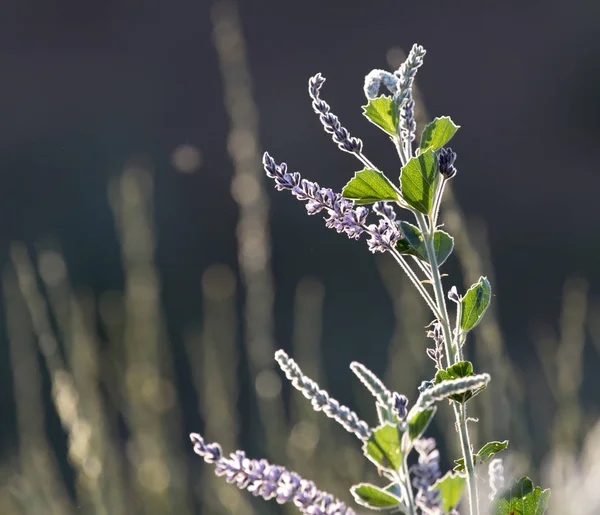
455, 403, 479, 515
401, 456, 416, 515
414, 210, 480, 515
414, 212, 455, 365
388, 248, 442, 321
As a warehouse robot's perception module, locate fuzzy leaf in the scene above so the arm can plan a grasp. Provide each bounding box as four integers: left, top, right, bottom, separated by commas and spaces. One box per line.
460, 276, 492, 332
398, 221, 454, 266
419, 116, 460, 152
342, 168, 399, 205
362, 96, 399, 136
432, 471, 467, 512
363, 423, 403, 472
407, 406, 436, 441
351, 483, 405, 511
490, 477, 551, 515
454, 440, 509, 472
400, 149, 439, 214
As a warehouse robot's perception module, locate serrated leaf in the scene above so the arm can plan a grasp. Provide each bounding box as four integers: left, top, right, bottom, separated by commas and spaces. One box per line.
432, 471, 467, 512
342, 168, 399, 205
490, 477, 551, 515
460, 276, 492, 332
420, 116, 460, 151
454, 440, 509, 472
362, 96, 399, 136
351, 483, 405, 511
400, 149, 440, 214
434, 361, 478, 403
407, 406, 436, 441
363, 423, 403, 472
397, 222, 454, 266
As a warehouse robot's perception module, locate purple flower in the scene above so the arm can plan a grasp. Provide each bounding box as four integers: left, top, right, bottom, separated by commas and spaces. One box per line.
309, 73, 363, 154
190, 433, 355, 515
392, 392, 409, 419
411, 438, 442, 513
263, 153, 401, 253
438, 147, 458, 179
393, 44, 427, 109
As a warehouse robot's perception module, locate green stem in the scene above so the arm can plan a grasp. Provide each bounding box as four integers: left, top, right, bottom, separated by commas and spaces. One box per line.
455, 403, 479, 515
414, 210, 480, 515
401, 456, 416, 515
388, 248, 443, 321
414, 212, 455, 366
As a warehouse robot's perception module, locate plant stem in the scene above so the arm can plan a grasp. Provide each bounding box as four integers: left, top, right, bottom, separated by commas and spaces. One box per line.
414, 212, 455, 365
455, 402, 479, 515
401, 456, 416, 515
388, 248, 442, 321
414, 210, 480, 515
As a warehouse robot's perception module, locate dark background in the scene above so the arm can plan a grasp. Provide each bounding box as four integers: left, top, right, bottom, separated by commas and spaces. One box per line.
0, 0, 599, 502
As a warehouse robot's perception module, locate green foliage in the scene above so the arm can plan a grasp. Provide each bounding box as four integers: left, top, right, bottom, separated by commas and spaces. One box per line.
363, 423, 404, 472
419, 116, 460, 152
397, 221, 454, 266
490, 477, 551, 515
407, 406, 436, 441
454, 440, 509, 472
400, 149, 440, 214
342, 168, 399, 205
362, 96, 399, 136
460, 276, 492, 332
350, 483, 405, 511
432, 471, 467, 513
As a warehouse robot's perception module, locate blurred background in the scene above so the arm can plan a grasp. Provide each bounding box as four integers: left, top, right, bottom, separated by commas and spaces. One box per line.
1, 0, 599, 513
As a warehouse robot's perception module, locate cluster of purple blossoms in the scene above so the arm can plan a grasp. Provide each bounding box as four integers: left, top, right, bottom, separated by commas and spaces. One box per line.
262, 152, 400, 253
393, 44, 427, 108
411, 437, 443, 514
392, 391, 409, 419
190, 433, 355, 515
438, 147, 458, 179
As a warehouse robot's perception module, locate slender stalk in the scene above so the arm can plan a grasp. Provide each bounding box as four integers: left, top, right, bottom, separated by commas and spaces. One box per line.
413, 210, 480, 515
414, 212, 455, 365
455, 403, 479, 515
401, 457, 416, 515
388, 248, 442, 321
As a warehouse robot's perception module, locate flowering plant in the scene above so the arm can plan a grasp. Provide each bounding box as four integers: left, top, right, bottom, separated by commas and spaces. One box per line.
190, 44, 550, 515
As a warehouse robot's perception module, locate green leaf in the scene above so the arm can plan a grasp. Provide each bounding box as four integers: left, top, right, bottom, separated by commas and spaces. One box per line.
490, 477, 551, 515
362, 96, 399, 136
432, 471, 467, 512
363, 423, 403, 472
342, 168, 399, 205
400, 149, 440, 214
398, 222, 454, 266
454, 440, 509, 472
407, 406, 436, 441
460, 276, 492, 332
350, 483, 405, 511
419, 116, 460, 152
434, 361, 480, 403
